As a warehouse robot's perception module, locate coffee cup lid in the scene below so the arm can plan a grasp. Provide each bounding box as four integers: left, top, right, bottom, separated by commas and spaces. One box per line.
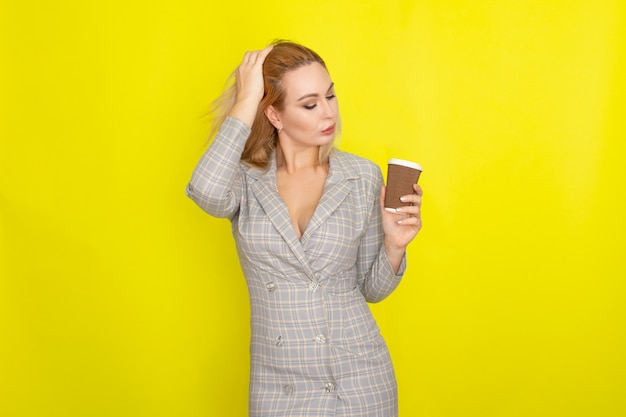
388, 158, 422, 171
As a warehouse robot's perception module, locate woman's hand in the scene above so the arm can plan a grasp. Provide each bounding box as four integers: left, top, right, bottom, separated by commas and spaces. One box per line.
380, 183, 423, 274
228, 45, 273, 128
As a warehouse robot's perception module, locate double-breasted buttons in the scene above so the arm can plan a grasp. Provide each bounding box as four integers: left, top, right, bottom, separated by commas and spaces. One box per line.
266, 282, 276, 292
314, 334, 328, 344
283, 384, 293, 395
325, 382, 336, 393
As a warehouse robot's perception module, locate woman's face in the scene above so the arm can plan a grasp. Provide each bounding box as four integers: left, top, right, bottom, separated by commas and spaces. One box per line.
271, 62, 338, 149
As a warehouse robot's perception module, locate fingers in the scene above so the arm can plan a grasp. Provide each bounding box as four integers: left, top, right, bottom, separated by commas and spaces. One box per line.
385, 203, 421, 224
241, 51, 256, 66
396, 215, 421, 226
383, 184, 422, 211
383, 183, 422, 223
385, 205, 420, 215
257, 44, 274, 62
232, 45, 274, 120
241, 45, 274, 67
380, 185, 417, 215
400, 184, 422, 207
381, 182, 423, 236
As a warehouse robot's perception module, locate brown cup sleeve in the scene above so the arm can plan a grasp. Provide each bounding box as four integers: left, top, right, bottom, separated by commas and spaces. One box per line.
385, 165, 421, 208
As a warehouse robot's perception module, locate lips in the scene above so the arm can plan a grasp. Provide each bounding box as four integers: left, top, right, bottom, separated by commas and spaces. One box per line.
322, 124, 335, 135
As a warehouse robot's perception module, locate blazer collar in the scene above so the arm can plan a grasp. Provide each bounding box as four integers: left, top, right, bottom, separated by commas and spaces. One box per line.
245, 150, 358, 279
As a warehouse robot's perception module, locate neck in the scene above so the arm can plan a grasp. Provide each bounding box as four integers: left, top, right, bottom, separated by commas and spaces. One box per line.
277, 144, 321, 174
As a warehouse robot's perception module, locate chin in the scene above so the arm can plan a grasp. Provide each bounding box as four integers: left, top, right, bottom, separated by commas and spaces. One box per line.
319, 134, 336, 145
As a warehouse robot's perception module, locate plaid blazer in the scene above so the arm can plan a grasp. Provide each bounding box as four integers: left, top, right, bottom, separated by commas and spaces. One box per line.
187, 117, 406, 416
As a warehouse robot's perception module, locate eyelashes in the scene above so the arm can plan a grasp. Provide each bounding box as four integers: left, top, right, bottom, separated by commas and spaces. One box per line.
303, 94, 336, 110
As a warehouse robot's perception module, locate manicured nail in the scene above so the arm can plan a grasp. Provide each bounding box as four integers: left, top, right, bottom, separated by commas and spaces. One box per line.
384, 207, 397, 213
400, 196, 408, 202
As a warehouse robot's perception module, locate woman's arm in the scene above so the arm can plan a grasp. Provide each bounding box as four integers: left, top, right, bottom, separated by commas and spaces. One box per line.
356, 168, 405, 303
186, 117, 250, 219
228, 46, 273, 128
186, 46, 273, 219
381, 182, 423, 273
356, 167, 423, 303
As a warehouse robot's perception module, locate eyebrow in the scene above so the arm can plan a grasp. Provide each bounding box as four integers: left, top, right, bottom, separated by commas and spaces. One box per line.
296, 82, 335, 101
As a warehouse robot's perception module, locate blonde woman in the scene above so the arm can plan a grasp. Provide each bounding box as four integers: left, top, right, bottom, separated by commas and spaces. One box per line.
187, 40, 422, 416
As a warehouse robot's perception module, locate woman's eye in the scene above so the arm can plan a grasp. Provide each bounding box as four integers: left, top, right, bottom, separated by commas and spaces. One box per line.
303, 94, 335, 110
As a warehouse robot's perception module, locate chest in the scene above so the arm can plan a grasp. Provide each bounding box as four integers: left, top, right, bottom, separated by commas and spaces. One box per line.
276, 168, 327, 239
233, 173, 368, 275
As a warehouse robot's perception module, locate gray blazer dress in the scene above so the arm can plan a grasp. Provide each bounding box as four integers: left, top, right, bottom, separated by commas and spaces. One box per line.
187, 117, 406, 416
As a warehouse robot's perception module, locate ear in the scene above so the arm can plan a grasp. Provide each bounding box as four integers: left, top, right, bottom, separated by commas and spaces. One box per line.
264, 105, 282, 130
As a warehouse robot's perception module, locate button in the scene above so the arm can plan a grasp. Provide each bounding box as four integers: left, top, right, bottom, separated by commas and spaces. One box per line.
308, 282, 320, 292
283, 384, 293, 395
266, 282, 276, 292
314, 334, 327, 344
325, 382, 335, 393
275, 336, 284, 346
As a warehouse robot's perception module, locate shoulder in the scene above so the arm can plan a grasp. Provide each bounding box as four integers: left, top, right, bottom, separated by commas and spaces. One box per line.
332, 149, 383, 183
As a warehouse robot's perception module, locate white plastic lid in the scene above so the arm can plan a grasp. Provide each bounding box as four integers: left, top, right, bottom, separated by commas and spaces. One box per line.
388, 158, 422, 171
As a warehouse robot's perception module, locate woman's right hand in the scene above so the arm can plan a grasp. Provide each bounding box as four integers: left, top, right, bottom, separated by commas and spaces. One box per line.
228, 45, 274, 128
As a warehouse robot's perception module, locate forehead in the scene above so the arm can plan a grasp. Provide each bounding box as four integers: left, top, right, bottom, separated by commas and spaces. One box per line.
282, 62, 332, 101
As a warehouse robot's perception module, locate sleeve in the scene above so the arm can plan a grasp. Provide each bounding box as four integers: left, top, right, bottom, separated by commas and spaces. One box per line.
356, 165, 407, 303
185, 116, 251, 220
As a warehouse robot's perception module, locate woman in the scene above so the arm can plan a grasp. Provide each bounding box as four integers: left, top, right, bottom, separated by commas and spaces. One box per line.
186, 40, 422, 416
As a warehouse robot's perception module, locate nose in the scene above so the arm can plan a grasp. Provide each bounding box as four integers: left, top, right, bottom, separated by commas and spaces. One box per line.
321, 98, 336, 119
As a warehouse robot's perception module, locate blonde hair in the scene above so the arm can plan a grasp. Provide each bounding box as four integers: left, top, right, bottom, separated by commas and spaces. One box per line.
209, 40, 340, 168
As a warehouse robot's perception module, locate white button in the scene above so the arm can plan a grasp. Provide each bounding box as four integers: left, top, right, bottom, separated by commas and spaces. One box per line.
266, 282, 276, 292
275, 336, 284, 346
309, 282, 320, 292
314, 334, 327, 344
283, 384, 293, 395
325, 382, 335, 393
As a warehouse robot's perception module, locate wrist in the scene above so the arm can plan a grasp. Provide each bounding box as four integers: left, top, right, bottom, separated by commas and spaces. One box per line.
384, 239, 406, 258
383, 239, 406, 275
384, 237, 406, 254
228, 97, 261, 128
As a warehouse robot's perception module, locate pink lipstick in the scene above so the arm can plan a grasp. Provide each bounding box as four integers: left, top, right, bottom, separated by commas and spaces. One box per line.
322, 124, 335, 135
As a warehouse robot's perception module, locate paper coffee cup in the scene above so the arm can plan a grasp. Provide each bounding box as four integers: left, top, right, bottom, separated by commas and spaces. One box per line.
385, 158, 422, 208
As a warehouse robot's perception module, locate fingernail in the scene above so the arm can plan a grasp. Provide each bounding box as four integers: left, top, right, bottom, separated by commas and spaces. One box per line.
384, 207, 397, 213
400, 196, 408, 202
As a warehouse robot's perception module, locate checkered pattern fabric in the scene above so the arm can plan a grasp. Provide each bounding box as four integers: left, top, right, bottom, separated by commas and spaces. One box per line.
187, 117, 406, 416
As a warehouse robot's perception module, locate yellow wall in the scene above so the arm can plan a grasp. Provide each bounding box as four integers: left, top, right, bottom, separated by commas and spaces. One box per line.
1, 1, 625, 416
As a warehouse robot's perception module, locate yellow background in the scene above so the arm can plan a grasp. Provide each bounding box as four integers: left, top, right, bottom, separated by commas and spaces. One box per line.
1, 1, 625, 416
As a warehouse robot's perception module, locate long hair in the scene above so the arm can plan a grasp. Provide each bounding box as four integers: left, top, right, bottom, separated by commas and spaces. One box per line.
209, 40, 340, 168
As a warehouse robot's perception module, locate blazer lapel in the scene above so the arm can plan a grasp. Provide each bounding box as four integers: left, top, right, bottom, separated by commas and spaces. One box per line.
246, 157, 316, 280
302, 151, 358, 241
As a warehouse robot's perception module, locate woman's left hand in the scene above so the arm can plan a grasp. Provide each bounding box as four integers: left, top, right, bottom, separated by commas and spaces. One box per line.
380, 183, 423, 254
